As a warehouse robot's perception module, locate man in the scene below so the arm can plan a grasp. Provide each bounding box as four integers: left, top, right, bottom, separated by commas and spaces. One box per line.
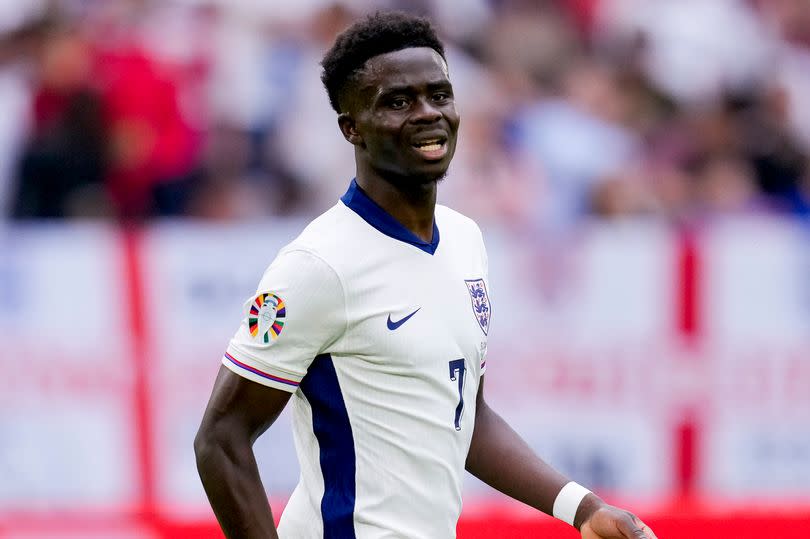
195, 11, 657, 539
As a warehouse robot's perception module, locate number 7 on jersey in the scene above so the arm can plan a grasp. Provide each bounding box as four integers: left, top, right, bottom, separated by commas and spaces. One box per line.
448, 359, 466, 431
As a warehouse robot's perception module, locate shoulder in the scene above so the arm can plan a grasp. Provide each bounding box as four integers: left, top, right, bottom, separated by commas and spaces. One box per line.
255, 206, 350, 309
435, 204, 485, 244
435, 204, 488, 272
284, 203, 353, 254
276, 201, 369, 274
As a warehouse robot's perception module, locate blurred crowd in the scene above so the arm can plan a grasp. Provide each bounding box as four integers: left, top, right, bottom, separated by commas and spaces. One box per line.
1, 0, 809, 230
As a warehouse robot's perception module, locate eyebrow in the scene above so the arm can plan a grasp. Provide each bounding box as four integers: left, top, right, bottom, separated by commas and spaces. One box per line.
377, 80, 453, 97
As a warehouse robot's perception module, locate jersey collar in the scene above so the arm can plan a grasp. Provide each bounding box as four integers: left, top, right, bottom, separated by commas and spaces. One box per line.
340, 179, 440, 255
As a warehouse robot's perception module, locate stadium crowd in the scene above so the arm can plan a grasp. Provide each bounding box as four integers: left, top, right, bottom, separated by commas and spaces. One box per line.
1, 0, 809, 230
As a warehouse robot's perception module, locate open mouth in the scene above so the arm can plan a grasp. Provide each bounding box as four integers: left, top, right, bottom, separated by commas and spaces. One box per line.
411, 137, 448, 160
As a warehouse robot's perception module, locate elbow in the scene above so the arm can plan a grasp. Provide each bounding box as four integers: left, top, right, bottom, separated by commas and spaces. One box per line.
194, 422, 250, 472
193, 428, 206, 458
194, 425, 221, 471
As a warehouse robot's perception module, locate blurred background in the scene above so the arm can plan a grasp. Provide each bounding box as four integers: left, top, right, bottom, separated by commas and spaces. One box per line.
1, 0, 809, 537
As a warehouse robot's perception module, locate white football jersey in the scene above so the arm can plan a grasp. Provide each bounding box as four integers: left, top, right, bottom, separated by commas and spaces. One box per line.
223, 180, 491, 539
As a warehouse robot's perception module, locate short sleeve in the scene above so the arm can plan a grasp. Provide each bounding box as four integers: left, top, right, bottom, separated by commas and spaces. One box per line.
223, 248, 346, 392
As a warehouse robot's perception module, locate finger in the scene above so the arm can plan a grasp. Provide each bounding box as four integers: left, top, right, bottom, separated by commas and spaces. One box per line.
637, 521, 658, 539
618, 514, 651, 539
628, 515, 657, 539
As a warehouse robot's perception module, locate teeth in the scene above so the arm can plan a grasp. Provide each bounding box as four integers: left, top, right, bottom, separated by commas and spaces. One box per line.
418, 144, 442, 152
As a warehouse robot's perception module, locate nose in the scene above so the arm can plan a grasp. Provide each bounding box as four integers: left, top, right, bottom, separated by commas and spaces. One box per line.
410, 97, 442, 124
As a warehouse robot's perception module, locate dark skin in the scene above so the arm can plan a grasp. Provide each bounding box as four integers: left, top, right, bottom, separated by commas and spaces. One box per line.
195, 47, 657, 539
337, 47, 459, 242
195, 367, 288, 538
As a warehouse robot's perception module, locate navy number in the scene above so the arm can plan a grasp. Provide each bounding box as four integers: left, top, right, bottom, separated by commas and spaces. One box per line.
448, 359, 466, 431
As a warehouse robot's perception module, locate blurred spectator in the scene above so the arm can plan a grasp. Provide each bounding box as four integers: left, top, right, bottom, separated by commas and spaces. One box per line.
271, 3, 360, 210
740, 87, 808, 210
12, 24, 109, 218
90, 0, 204, 219
0, 20, 38, 218
758, 0, 810, 47
508, 57, 641, 230
795, 161, 810, 217
594, 0, 774, 105
589, 164, 658, 220
692, 153, 762, 217
0, 0, 809, 228
481, 1, 580, 90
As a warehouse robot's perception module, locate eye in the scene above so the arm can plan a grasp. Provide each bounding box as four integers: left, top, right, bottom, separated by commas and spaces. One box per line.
432, 91, 452, 103
389, 97, 409, 109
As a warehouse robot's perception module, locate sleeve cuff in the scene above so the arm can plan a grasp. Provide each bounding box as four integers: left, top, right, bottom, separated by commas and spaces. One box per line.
222, 350, 303, 393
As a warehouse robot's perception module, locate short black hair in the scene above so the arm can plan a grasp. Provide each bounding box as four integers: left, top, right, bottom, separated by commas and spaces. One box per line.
321, 11, 446, 113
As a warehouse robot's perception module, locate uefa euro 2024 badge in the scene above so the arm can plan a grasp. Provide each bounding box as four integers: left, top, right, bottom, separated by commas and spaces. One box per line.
464, 279, 491, 336
248, 292, 286, 344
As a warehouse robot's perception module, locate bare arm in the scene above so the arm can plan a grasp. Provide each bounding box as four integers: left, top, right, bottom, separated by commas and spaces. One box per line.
466, 377, 656, 538
194, 366, 292, 539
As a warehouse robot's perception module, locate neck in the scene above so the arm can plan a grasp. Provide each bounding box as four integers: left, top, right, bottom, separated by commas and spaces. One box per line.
355, 169, 438, 243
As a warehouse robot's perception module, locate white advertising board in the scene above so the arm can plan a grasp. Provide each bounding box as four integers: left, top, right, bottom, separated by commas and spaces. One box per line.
0, 225, 138, 511
701, 219, 810, 497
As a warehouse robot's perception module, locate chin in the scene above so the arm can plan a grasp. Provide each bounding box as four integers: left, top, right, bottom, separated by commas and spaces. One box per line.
378, 164, 449, 188
413, 168, 448, 184
413, 160, 452, 183
397, 171, 447, 190
428, 170, 449, 183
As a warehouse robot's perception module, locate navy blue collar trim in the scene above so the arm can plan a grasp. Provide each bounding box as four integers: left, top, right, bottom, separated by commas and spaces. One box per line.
340, 179, 440, 255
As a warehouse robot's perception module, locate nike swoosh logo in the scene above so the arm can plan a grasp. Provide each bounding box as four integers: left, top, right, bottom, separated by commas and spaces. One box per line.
387, 308, 421, 330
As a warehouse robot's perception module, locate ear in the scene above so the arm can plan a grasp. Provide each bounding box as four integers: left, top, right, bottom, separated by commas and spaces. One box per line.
338, 113, 363, 146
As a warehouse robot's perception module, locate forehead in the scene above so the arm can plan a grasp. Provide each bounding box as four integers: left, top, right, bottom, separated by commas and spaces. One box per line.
358, 47, 450, 93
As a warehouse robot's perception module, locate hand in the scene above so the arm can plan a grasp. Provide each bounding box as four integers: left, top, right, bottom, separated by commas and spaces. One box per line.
579, 504, 657, 539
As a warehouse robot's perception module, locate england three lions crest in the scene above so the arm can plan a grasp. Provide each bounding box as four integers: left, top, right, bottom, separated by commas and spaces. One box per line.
465, 279, 491, 335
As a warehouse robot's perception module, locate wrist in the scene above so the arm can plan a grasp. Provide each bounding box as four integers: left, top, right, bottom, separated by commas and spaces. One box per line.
572, 492, 605, 530
552, 482, 595, 527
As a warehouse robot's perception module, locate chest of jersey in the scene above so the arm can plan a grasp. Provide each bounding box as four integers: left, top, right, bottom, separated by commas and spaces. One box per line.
330, 237, 489, 436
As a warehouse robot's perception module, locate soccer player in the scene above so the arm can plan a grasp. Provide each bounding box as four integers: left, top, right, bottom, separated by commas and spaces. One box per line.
194, 11, 657, 539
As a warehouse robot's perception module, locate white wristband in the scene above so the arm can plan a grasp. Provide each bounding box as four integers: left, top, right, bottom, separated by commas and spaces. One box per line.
552, 481, 592, 527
